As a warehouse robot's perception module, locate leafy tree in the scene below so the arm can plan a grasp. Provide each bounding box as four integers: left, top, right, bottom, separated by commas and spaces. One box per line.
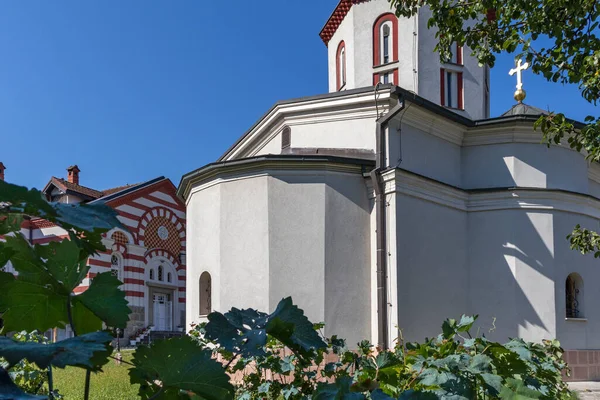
388, 0, 600, 256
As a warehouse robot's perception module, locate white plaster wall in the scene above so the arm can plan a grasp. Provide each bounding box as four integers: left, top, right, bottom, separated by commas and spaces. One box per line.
328, 8, 356, 92
186, 184, 221, 329
462, 143, 589, 192
255, 132, 282, 156
291, 118, 376, 151
219, 177, 270, 313
393, 123, 462, 187
553, 212, 600, 350
467, 210, 556, 343
352, 0, 417, 90
394, 192, 469, 342
417, 8, 486, 120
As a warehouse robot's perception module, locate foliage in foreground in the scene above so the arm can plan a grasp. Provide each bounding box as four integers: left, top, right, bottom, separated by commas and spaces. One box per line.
190, 312, 573, 400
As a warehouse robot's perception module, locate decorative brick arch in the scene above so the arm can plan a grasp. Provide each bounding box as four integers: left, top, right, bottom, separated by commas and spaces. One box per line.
138, 207, 185, 255
145, 249, 184, 273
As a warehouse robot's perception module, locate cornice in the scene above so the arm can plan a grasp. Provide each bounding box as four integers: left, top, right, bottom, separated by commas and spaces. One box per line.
180, 155, 373, 203
383, 168, 600, 219
398, 105, 466, 146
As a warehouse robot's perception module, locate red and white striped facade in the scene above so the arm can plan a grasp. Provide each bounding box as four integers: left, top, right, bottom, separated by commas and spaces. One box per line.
4, 175, 186, 339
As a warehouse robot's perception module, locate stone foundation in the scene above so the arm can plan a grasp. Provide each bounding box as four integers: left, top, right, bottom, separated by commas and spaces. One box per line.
564, 350, 600, 381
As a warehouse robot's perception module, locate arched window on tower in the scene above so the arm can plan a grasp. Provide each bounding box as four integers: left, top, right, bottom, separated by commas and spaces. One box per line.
158, 265, 164, 282
336, 41, 346, 91
110, 253, 122, 281
566, 273, 584, 318
199, 272, 212, 316
167, 272, 172, 283
373, 13, 399, 85
149, 269, 154, 280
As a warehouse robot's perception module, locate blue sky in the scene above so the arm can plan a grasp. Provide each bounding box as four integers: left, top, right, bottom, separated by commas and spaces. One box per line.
0, 1, 597, 191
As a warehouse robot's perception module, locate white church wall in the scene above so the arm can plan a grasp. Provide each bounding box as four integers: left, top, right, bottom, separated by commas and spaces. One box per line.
323, 174, 372, 344
186, 184, 221, 329
589, 179, 600, 199
553, 211, 600, 350
254, 131, 282, 156
393, 122, 462, 187
267, 174, 327, 324
462, 142, 588, 193
393, 191, 469, 342
351, 0, 417, 90
291, 118, 376, 151
328, 8, 356, 93
417, 8, 486, 120
219, 177, 270, 313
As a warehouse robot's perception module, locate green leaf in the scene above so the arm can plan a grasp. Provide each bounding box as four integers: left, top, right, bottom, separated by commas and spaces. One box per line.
73, 272, 130, 330
205, 297, 326, 359
0, 331, 113, 371
36, 240, 89, 292
0, 272, 67, 333
481, 373, 503, 396
130, 336, 234, 400
266, 297, 327, 358
456, 315, 476, 333
467, 354, 492, 374
54, 202, 124, 233
398, 389, 439, 399
0, 367, 47, 400
313, 376, 365, 400
204, 308, 268, 357
499, 378, 542, 399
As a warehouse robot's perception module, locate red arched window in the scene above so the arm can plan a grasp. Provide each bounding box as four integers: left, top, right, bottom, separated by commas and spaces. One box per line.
336, 41, 347, 91
373, 13, 399, 85
373, 13, 398, 66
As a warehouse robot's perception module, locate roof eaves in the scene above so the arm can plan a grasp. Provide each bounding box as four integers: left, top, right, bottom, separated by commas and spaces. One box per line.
178, 154, 375, 201
90, 176, 167, 204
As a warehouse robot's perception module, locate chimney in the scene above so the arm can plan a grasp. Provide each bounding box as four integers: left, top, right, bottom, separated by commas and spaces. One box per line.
67, 165, 80, 185
0, 162, 5, 181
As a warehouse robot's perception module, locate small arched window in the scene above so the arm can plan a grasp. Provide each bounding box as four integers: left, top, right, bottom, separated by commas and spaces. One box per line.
373, 14, 398, 66
336, 41, 347, 91
110, 253, 122, 281
149, 269, 154, 280
158, 265, 164, 282
199, 272, 212, 316
167, 272, 172, 283
566, 273, 584, 318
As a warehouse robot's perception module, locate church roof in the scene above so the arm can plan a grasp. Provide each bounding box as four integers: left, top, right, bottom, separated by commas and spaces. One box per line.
500, 103, 548, 117
320, 0, 368, 45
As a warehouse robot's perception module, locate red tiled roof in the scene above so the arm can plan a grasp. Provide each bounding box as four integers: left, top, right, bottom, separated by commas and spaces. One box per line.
29, 218, 58, 229
320, 0, 370, 45
50, 177, 104, 199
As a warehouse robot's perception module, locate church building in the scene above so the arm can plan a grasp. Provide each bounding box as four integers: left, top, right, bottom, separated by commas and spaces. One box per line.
177, 0, 599, 381
1, 165, 187, 342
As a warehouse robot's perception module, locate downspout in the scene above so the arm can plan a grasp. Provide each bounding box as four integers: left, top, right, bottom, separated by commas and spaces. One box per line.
370, 90, 405, 350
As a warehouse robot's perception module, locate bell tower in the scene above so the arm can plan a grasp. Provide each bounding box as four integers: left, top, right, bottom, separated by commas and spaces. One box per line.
320, 0, 490, 119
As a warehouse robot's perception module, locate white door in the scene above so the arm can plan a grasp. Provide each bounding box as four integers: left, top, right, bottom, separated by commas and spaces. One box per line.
153, 293, 172, 331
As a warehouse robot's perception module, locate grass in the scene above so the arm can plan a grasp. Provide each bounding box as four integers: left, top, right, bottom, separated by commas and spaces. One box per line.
52, 350, 139, 399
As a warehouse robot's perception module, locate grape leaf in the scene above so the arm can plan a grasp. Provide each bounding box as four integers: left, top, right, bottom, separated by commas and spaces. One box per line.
204, 308, 268, 357
73, 272, 130, 330
313, 376, 365, 400
204, 297, 327, 359
53, 202, 123, 233
36, 240, 89, 292
0, 272, 67, 333
266, 297, 327, 357
0, 331, 113, 371
0, 367, 47, 399
129, 336, 234, 400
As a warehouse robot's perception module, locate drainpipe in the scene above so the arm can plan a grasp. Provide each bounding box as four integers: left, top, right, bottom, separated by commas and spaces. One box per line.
370, 90, 405, 350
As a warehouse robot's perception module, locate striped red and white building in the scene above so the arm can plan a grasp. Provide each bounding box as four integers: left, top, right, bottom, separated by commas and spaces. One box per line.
2, 164, 186, 341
